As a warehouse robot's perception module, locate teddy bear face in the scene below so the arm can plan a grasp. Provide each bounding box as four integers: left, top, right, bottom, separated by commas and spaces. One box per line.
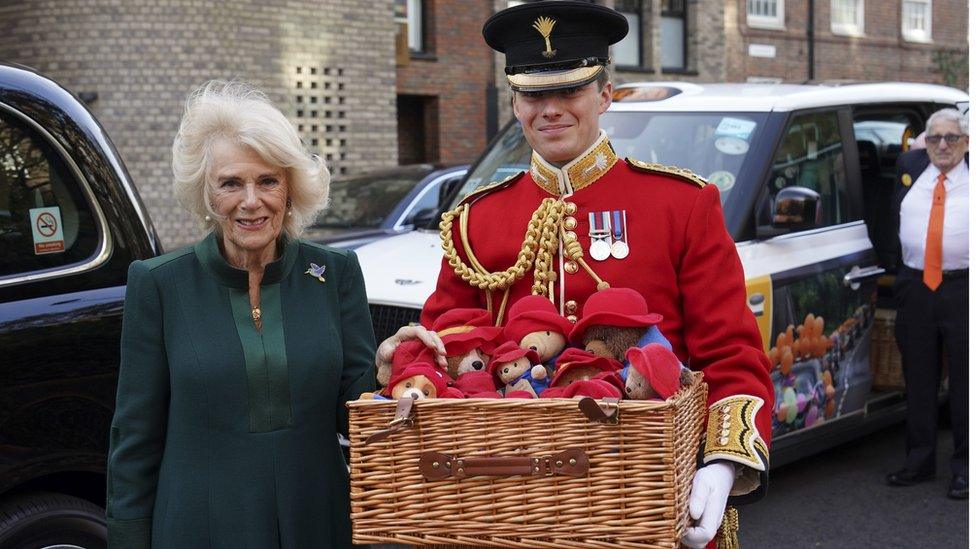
390, 374, 439, 400
497, 356, 533, 384
624, 368, 659, 400
520, 330, 567, 363
448, 348, 490, 379
583, 325, 646, 361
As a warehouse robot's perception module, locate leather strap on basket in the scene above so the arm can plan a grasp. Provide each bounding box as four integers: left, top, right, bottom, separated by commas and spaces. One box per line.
365, 397, 416, 445
577, 397, 620, 423
419, 448, 589, 480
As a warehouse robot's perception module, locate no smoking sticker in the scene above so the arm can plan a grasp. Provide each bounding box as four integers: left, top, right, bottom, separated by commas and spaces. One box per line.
29, 206, 65, 254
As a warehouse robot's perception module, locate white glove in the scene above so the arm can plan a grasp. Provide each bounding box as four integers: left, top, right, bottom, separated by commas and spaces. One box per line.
681, 461, 735, 549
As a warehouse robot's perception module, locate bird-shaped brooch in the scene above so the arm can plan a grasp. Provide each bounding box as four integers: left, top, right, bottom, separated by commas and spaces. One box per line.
305, 262, 326, 283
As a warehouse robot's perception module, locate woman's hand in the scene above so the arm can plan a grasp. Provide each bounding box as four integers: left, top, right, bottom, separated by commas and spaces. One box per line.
375, 325, 448, 385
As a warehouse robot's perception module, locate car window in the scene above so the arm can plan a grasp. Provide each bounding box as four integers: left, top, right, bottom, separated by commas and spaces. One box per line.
458, 111, 769, 210
0, 109, 99, 278
399, 177, 443, 226
766, 111, 851, 228
853, 108, 925, 258
318, 171, 427, 229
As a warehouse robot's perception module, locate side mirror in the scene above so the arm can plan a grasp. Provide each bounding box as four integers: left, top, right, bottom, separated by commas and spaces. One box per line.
406, 206, 439, 228
438, 177, 463, 210
757, 186, 821, 238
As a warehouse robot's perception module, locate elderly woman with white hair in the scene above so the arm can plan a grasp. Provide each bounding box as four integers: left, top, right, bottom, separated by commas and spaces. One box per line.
106, 81, 375, 547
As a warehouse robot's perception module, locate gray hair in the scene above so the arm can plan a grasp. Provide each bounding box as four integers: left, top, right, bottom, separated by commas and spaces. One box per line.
172, 80, 329, 239
926, 108, 968, 135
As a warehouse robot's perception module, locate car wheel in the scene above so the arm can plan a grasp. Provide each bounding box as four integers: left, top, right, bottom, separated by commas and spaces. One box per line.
0, 491, 106, 549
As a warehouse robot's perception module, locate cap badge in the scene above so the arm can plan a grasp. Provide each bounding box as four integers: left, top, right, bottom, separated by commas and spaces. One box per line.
532, 16, 557, 59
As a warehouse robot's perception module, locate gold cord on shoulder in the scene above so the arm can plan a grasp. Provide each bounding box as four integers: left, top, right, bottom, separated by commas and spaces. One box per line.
439, 198, 566, 298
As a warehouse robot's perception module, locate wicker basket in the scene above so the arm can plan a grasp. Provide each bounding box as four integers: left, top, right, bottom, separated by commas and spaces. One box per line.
871, 308, 904, 390
346, 372, 707, 548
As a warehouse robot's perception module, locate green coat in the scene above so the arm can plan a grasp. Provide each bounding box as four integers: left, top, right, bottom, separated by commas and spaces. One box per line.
107, 233, 376, 548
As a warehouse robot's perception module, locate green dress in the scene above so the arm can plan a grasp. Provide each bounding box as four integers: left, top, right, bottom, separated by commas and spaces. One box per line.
106, 233, 376, 548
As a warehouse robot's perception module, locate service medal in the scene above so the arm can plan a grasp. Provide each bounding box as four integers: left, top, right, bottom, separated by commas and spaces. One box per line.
590, 238, 612, 261
611, 240, 629, 259
609, 210, 629, 259
588, 211, 612, 261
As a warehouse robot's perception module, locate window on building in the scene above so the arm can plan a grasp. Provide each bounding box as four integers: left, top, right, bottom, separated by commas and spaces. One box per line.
612, 1, 642, 67
831, 0, 864, 36
661, 0, 686, 71
394, 0, 426, 53
902, 0, 932, 42
747, 0, 785, 29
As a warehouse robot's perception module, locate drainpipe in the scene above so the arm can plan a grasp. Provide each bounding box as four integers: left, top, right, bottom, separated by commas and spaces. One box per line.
807, 0, 815, 81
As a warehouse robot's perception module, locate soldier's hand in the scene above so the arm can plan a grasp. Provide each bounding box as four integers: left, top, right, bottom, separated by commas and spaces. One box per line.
681, 461, 735, 548
375, 325, 448, 385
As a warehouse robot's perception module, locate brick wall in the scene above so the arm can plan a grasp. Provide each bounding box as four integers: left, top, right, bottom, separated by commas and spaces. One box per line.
397, 0, 495, 166
0, 0, 396, 248
726, 0, 969, 86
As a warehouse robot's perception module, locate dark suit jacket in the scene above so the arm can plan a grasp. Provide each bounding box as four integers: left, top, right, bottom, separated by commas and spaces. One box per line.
877, 150, 968, 272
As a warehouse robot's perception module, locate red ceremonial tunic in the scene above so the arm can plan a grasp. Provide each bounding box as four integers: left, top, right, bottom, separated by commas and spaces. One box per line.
422, 134, 773, 494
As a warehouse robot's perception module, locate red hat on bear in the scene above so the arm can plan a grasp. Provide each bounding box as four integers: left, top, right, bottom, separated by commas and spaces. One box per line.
625, 344, 682, 399
503, 295, 574, 344
391, 339, 438, 378
431, 308, 504, 356
549, 348, 622, 387
568, 288, 663, 344
381, 362, 451, 398
540, 378, 623, 399
452, 370, 501, 397
487, 340, 541, 375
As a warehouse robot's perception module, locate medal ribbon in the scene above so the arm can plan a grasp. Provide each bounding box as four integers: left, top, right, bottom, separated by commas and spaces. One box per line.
612, 210, 626, 242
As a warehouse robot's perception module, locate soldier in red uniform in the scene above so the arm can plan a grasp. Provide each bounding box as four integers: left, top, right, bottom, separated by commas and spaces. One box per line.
375, 2, 772, 547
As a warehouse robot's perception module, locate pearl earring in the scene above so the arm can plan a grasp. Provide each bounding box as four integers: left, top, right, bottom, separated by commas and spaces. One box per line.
204, 215, 212, 222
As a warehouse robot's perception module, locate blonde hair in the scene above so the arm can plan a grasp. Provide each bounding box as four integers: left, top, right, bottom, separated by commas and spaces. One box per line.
172, 80, 329, 239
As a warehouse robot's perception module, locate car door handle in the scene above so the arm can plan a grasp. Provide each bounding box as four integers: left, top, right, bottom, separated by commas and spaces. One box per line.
844, 265, 886, 289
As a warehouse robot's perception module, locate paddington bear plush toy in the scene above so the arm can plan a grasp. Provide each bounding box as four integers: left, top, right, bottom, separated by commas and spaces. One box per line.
452, 369, 502, 398
488, 340, 549, 398
503, 295, 573, 370
539, 348, 625, 399
376, 362, 452, 401
569, 288, 674, 379
430, 308, 504, 379
623, 344, 688, 400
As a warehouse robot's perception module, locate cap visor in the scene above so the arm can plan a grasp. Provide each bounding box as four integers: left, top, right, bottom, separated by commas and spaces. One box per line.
508, 66, 602, 92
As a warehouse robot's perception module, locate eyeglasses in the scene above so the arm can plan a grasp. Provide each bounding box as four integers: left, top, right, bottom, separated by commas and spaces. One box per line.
924, 134, 965, 145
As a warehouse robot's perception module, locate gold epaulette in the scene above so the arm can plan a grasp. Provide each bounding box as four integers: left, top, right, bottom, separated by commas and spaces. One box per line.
458, 171, 524, 207
624, 157, 708, 189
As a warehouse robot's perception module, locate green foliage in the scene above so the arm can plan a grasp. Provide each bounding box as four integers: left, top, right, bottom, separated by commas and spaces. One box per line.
931, 49, 969, 90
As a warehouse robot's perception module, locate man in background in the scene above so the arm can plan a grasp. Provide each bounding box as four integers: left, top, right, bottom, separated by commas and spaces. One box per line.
882, 108, 968, 500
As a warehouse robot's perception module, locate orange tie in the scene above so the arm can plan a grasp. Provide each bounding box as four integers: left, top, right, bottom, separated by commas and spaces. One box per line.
923, 173, 947, 290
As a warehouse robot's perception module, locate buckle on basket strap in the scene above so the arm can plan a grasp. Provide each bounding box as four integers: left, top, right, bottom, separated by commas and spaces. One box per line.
578, 397, 620, 424
365, 397, 416, 444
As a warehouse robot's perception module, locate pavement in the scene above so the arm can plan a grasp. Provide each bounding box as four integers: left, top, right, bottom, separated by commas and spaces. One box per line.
739, 422, 968, 548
